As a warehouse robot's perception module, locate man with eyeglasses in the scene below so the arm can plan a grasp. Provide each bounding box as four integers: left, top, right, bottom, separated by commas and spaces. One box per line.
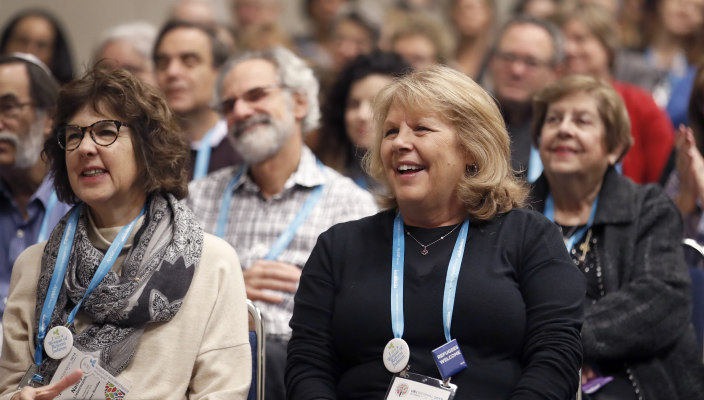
487, 15, 564, 182
0, 53, 71, 321
185, 47, 377, 400
153, 19, 241, 181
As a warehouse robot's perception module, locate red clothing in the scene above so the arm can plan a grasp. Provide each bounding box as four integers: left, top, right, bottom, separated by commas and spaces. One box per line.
613, 80, 674, 184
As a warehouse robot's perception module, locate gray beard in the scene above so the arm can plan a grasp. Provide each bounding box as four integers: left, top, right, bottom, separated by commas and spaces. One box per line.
229, 112, 294, 165
0, 112, 46, 169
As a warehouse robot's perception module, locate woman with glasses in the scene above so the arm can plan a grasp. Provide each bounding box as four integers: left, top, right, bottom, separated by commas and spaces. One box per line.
0, 66, 251, 399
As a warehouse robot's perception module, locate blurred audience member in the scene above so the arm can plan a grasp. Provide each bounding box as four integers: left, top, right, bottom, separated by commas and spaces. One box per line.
0, 9, 74, 85
315, 51, 410, 190
388, 12, 454, 70
513, 0, 560, 19
557, 2, 674, 184
644, 0, 704, 128
450, 0, 495, 80
665, 64, 704, 241
153, 20, 240, 181
93, 22, 158, 86
186, 46, 377, 400
0, 53, 70, 319
231, 0, 281, 31
486, 15, 564, 181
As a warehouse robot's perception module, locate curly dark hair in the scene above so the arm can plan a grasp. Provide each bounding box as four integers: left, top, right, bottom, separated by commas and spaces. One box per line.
316, 51, 410, 171
43, 65, 189, 204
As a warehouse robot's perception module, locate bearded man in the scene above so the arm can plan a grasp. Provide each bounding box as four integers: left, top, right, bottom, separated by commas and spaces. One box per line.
0, 53, 71, 318
185, 47, 377, 400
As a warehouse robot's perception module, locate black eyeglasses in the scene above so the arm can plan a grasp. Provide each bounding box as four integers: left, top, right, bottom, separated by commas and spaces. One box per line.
57, 120, 130, 151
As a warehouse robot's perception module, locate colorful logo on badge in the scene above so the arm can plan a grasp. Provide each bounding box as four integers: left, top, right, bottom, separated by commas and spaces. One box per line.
396, 383, 409, 397
104, 382, 125, 399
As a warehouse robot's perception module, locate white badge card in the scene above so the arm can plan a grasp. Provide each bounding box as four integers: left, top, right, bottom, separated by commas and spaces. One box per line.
50, 347, 130, 399
385, 372, 457, 400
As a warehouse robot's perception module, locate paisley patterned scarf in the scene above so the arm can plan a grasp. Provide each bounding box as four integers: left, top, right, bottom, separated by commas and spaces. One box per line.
34, 193, 203, 379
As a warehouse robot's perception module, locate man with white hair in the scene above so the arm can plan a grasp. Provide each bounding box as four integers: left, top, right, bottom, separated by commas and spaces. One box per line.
186, 46, 377, 399
0, 53, 70, 318
93, 21, 158, 86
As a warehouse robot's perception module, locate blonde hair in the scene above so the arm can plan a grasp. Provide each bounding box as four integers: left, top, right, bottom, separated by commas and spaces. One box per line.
531, 74, 633, 160
363, 65, 527, 221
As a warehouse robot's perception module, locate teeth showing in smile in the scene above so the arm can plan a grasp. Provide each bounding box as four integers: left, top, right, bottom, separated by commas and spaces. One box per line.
397, 165, 424, 173
83, 169, 105, 177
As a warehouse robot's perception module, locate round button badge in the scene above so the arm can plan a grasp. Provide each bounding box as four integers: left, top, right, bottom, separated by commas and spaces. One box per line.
383, 337, 410, 373
44, 325, 73, 360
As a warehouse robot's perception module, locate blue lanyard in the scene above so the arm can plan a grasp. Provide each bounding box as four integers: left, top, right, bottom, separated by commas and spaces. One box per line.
193, 122, 219, 180
391, 214, 470, 342
33, 204, 145, 366
36, 190, 58, 243
543, 194, 599, 251
215, 162, 326, 260
527, 147, 543, 183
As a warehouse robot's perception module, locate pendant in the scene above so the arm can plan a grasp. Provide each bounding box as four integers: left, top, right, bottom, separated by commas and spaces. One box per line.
44, 325, 73, 360
383, 337, 411, 373
421, 247, 429, 256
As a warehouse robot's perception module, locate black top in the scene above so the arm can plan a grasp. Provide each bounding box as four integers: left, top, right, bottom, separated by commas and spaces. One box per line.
286, 208, 585, 399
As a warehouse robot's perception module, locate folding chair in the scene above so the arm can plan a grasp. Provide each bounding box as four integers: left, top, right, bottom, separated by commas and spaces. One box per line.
682, 238, 704, 362
247, 299, 265, 400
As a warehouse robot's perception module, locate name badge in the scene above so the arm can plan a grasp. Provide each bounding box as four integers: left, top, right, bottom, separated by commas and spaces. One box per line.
50, 347, 131, 399
385, 371, 457, 400
431, 339, 467, 380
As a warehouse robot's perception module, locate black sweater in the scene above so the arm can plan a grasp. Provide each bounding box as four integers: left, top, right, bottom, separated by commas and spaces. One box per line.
286, 208, 585, 399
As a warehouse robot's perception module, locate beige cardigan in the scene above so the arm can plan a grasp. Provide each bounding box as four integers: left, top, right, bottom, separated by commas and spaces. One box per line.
0, 222, 251, 400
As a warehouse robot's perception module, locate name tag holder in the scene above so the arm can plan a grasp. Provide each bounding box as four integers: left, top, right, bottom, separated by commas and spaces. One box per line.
385, 367, 457, 400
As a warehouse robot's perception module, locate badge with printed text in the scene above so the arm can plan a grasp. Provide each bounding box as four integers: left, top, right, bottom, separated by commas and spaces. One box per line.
383, 338, 411, 373
50, 347, 131, 399
44, 325, 73, 360
431, 339, 467, 380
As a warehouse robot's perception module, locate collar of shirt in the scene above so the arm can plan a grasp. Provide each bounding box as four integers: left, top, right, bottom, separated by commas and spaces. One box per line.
189, 119, 229, 150
0, 173, 56, 212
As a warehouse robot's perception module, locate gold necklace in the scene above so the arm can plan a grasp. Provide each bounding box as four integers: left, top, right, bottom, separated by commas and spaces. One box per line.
405, 223, 462, 256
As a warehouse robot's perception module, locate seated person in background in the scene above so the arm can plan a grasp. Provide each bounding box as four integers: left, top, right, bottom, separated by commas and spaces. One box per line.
93, 21, 158, 86
287, 65, 585, 399
0, 9, 74, 85
0, 53, 71, 320
387, 12, 454, 71
555, 2, 675, 184
153, 20, 241, 181
665, 64, 704, 243
0, 66, 251, 399
186, 46, 377, 400
315, 51, 410, 190
528, 74, 704, 399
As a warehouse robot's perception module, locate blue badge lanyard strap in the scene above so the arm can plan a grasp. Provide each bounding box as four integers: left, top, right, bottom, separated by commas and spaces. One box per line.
216, 161, 326, 261
37, 190, 58, 243
193, 123, 219, 180
33, 204, 146, 367
391, 214, 470, 342
543, 194, 599, 251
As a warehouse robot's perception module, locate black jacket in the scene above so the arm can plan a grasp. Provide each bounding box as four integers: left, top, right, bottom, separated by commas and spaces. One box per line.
529, 167, 704, 399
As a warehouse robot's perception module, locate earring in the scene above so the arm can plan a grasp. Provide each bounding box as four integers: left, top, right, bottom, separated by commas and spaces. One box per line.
466, 164, 478, 175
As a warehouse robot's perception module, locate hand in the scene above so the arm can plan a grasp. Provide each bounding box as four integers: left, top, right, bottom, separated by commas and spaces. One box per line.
243, 260, 301, 303
675, 125, 704, 214
12, 369, 83, 400
581, 365, 596, 385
